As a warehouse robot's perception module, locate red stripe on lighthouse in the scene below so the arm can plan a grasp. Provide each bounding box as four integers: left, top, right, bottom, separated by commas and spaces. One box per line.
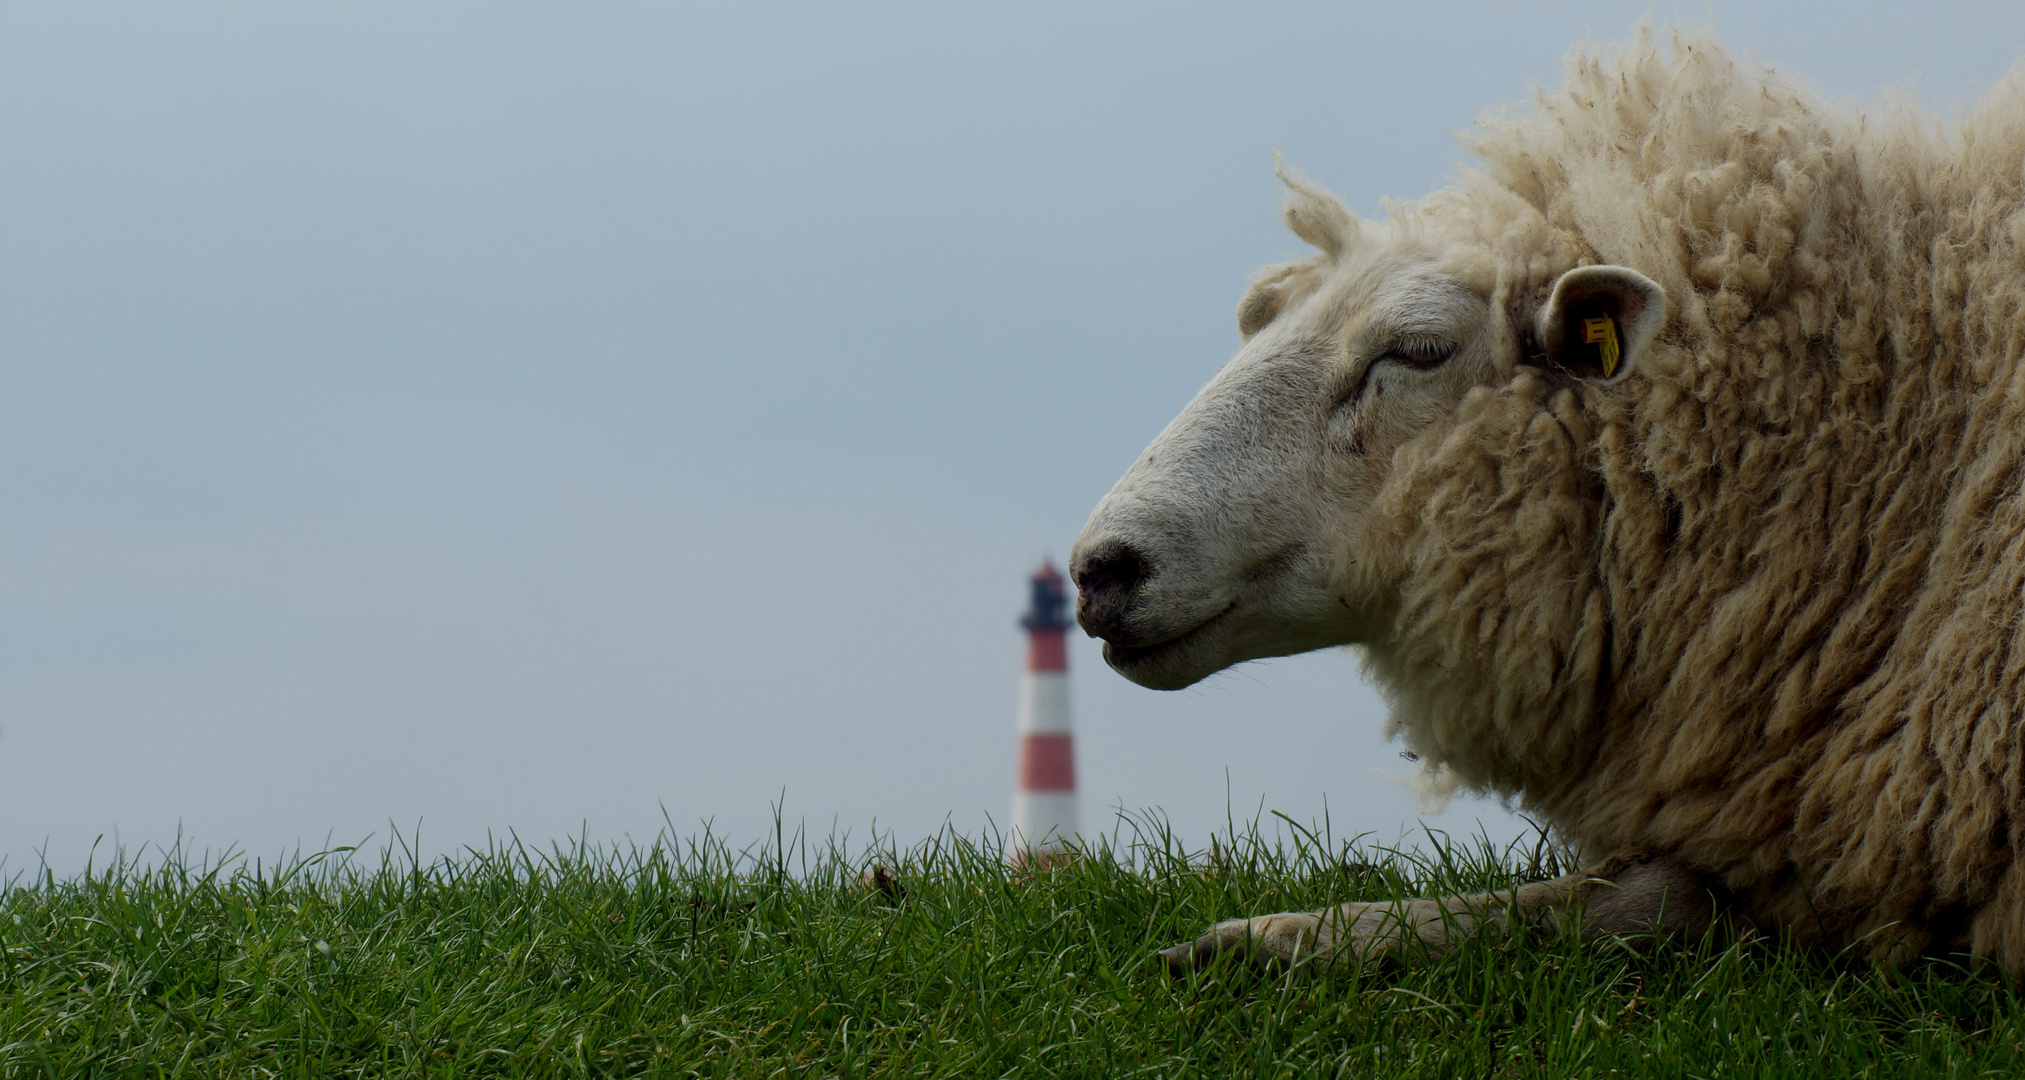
1026, 627, 1067, 672
1018, 733, 1076, 791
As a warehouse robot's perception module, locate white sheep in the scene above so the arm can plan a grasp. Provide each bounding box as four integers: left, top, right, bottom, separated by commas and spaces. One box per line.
1073, 28, 2025, 974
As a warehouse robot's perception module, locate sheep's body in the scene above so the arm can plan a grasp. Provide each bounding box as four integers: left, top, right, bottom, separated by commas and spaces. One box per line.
1075, 31, 2025, 971
1404, 34, 2025, 968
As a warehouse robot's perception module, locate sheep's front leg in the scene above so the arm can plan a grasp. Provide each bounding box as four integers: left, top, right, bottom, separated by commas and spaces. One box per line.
1157, 851, 1713, 975
1156, 877, 1577, 974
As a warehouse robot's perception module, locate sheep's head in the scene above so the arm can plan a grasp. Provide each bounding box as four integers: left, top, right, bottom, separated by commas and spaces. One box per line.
1071, 169, 1665, 690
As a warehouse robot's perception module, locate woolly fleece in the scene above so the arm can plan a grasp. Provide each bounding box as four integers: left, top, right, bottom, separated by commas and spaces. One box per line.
1346, 30, 2025, 970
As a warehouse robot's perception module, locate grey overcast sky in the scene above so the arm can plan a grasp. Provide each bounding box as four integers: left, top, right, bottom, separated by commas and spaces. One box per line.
5, 3, 2023, 873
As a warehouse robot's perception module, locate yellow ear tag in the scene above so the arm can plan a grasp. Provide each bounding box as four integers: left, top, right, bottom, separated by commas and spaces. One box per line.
1581, 314, 1620, 377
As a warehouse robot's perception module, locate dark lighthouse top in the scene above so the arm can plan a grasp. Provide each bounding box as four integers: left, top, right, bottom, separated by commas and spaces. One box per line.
1021, 562, 1072, 632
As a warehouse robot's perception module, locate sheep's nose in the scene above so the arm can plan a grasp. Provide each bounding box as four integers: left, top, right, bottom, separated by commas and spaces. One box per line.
1073, 542, 1150, 640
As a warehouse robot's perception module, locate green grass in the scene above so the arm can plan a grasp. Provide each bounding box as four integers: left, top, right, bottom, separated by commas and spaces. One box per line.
3, 813, 2022, 1078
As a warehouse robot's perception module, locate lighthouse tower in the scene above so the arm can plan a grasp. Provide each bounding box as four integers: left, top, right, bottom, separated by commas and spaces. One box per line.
1011, 561, 1078, 863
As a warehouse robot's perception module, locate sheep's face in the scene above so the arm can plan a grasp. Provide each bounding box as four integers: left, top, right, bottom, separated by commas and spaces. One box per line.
1071, 183, 1663, 691
1070, 238, 1493, 689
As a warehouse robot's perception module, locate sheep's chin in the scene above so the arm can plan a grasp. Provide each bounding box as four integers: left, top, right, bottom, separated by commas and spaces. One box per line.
1101, 608, 1240, 690
1103, 595, 1372, 689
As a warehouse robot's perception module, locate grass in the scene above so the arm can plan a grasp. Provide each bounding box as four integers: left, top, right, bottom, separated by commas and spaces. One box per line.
3, 813, 2022, 1078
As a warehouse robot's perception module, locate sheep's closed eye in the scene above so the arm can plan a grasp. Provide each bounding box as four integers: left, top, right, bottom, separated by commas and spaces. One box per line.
1378, 334, 1455, 368
1330, 334, 1459, 418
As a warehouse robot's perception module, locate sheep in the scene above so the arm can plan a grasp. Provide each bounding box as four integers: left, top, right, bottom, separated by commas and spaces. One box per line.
1071, 28, 2025, 975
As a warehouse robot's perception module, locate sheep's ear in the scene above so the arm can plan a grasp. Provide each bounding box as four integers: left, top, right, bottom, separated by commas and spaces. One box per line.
1237, 263, 1300, 338
1535, 265, 1667, 382
1275, 152, 1356, 258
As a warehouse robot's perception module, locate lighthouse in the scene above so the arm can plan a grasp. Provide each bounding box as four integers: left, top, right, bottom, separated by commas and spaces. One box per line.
1011, 561, 1078, 863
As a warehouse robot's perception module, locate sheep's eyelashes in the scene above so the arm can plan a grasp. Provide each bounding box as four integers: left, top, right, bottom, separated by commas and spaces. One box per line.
1379, 336, 1455, 368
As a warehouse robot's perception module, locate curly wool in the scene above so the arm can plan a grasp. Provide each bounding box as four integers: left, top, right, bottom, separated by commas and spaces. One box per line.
1361, 29, 2025, 969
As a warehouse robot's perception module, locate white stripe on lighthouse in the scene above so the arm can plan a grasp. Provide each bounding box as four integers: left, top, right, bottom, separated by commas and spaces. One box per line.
1017, 672, 1071, 734
1010, 792, 1078, 850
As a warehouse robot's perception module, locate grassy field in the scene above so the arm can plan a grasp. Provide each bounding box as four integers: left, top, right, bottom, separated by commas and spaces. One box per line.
3, 814, 2022, 1078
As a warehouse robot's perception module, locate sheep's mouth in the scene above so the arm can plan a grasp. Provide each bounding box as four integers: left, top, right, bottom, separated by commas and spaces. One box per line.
1100, 602, 1238, 690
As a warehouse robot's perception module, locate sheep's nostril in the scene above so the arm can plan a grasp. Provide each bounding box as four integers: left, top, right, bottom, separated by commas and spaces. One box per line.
1073, 543, 1151, 638
1076, 545, 1149, 596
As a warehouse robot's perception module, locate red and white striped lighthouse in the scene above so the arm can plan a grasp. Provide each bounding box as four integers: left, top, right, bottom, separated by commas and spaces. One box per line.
1011, 560, 1077, 862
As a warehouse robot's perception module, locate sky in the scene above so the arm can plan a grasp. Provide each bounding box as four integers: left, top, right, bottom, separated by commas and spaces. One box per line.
4, 2, 2024, 874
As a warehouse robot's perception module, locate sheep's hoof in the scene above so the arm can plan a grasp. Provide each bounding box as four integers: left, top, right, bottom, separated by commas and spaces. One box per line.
1157, 900, 1467, 976
1156, 912, 1330, 976
1156, 934, 1229, 976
